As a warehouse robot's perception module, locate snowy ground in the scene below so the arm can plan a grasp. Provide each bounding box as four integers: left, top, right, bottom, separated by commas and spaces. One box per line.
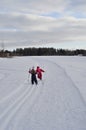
0, 56, 86, 130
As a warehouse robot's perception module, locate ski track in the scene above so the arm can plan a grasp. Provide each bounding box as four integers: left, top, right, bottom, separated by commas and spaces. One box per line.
45, 59, 86, 106
0, 80, 29, 104
0, 82, 31, 119
10, 84, 44, 130
0, 58, 44, 130
0, 57, 86, 130
0, 82, 40, 130
40, 58, 86, 107
32, 57, 86, 129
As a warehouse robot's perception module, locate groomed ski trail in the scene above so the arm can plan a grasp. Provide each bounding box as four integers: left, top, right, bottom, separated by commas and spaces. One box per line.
0, 57, 86, 130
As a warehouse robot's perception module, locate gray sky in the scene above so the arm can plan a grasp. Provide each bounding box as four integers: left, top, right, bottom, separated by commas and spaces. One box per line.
0, 0, 86, 50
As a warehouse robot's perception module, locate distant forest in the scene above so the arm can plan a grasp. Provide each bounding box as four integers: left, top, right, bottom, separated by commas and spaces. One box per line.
0, 47, 86, 57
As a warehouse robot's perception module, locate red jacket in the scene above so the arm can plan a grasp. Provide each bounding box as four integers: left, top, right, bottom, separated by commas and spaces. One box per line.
36, 67, 44, 80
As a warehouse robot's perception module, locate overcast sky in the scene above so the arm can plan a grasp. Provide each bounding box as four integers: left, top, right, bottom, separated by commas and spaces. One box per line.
0, 0, 86, 50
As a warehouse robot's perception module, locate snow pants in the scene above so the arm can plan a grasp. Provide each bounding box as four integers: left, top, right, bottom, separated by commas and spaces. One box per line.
38, 72, 42, 80
31, 74, 38, 85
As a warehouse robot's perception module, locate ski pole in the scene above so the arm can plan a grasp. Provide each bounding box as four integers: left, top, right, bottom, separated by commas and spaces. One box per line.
28, 72, 30, 82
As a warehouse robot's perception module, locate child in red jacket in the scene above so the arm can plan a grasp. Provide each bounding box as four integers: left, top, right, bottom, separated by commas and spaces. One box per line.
36, 66, 45, 80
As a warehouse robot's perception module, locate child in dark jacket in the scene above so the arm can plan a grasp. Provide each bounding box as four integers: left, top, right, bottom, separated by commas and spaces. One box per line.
29, 67, 38, 85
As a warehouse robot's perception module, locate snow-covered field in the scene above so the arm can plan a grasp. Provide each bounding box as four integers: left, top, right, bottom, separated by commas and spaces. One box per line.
0, 56, 86, 130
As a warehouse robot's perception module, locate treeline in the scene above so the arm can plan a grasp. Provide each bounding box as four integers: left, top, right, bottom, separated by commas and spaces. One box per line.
0, 47, 86, 57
